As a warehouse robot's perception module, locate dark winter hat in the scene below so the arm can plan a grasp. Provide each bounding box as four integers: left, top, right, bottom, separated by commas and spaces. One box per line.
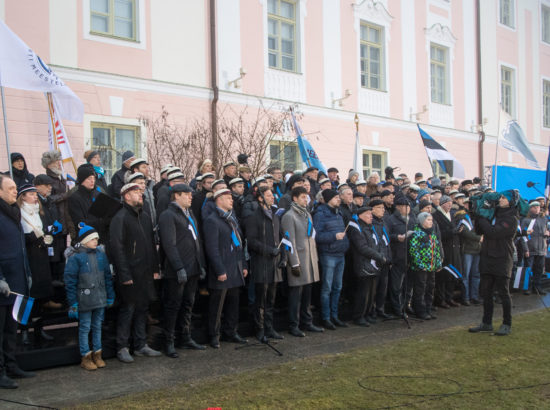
418, 199, 432, 211
304, 166, 318, 174
440, 195, 452, 205
77, 164, 95, 184
33, 174, 55, 186
414, 172, 423, 178
460, 179, 473, 187
369, 199, 384, 208
327, 167, 339, 173
17, 184, 36, 198
380, 189, 393, 198
353, 192, 366, 199
286, 174, 305, 189
122, 150, 135, 162
77, 222, 99, 245
354, 206, 372, 215
394, 194, 409, 206
85, 150, 100, 163
10, 152, 24, 164
322, 189, 338, 203
171, 184, 193, 194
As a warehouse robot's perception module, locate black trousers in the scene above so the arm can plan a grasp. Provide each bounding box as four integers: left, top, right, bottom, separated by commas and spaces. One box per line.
116, 301, 148, 351
163, 275, 199, 341
253, 282, 277, 332
288, 283, 313, 330
208, 287, 240, 338
527, 255, 545, 290
412, 270, 435, 317
375, 265, 389, 314
0, 305, 17, 372
389, 263, 407, 314
480, 274, 512, 326
435, 269, 454, 304
352, 275, 378, 320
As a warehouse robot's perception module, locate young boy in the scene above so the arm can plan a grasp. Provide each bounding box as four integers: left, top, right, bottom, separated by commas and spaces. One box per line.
64, 223, 114, 370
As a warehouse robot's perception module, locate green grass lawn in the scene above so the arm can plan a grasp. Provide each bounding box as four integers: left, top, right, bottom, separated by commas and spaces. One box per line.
81, 310, 550, 409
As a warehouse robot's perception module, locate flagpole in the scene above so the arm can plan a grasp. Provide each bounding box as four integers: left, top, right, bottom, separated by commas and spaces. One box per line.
353, 114, 359, 171
493, 104, 501, 190
47, 92, 78, 174
0, 84, 13, 179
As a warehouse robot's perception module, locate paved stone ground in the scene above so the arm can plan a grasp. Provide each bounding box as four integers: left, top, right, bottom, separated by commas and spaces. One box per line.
2, 292, 549, 409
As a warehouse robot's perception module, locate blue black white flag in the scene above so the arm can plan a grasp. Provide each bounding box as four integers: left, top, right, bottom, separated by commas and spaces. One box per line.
12, 294, 34, 325
417, 125, 465, 178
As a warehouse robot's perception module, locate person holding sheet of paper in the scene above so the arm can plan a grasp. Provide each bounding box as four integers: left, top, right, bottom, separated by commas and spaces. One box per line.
520, 201, 549, 296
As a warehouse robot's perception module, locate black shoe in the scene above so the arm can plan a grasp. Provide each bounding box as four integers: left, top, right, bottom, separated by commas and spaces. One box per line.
289, 327, 305, 337
256, 329, 268, 343
6, 366, 35, 379
367, 316, 377, 324
304, 324, 324, 333
39, 329, 54, 341
471, 298, 482, 305
21, 330, 31, 346
461, 300, 471, 306
468, 323, 493, 333
418, 314, 431, 320
377, 311, 397, 320
165, 342, 179, 358
209, 337, 220, 349
331, 317, 348, 327
0, 373, 18, 389
323, 319, 336, 330
265, 329, 284, 340
221, 333, 248, 344
353, 318, 370, 327
182, 339, 206, 350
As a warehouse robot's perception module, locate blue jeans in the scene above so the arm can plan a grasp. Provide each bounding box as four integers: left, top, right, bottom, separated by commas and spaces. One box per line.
79, 308, 105, 356
319, 254, 345, 321
462, 253, 480, 301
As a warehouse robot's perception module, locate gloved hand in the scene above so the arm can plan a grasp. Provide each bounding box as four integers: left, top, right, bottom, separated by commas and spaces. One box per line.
177, 268, 188, 284
270, 247, 281, 257
291, 265, 301, 277
52, 220, 63, 235
278, 260, 287, 270
68, 303, 78, 320
0, 280, 10, 297
27, 276, 32, 290
200, 267, 207, 280
106, 298, 114, 307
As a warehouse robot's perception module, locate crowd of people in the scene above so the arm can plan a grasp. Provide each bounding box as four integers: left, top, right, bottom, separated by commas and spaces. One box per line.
0, 149, 548, 387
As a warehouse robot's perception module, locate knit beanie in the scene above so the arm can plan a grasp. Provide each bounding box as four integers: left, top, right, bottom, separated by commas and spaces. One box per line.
77, 222, 99, 245
77, 164, 95, 184
439, 195, 452, 206
322, 189, 338, 203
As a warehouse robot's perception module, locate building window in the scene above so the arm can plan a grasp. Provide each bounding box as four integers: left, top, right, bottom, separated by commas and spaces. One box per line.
362, 150, 387, 180
544, 80, 550, 128
268, 0, 297, 72
543, 6, 550, 44
360, 22, 385, 91
269, 141, 300, 172
430, 44, 449, 104
499, 0, 515, 28
91, 122, 140, 182
91, 0, 137, 41
501, 66, 515, 116
432, 160, 449, 180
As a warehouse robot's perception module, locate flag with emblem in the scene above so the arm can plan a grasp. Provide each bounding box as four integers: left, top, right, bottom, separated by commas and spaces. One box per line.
47, 93, 76, 173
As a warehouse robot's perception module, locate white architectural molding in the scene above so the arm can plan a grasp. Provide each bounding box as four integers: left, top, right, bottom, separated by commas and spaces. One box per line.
352, 0, 393, 29
429, 103, 454, 128
218, 0, 242, 92
358, 89, 390, 117
424, 23, 457, 47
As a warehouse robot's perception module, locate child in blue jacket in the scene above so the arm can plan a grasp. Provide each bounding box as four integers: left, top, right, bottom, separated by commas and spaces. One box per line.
64, 223, 114, 370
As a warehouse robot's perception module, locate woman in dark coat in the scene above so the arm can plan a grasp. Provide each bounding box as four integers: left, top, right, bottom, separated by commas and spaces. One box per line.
6, 152, 34, 188
83, 150, 108, 193
245, 187, 284, 341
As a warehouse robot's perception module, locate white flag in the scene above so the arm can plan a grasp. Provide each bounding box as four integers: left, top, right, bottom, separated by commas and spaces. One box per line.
0, 20, 83, 122
498, 109, 539, 168
47, 94, 74, 165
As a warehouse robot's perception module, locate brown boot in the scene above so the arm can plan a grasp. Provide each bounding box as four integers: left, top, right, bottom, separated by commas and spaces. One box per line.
92, 350, 106, 368
81, 352, 97, 371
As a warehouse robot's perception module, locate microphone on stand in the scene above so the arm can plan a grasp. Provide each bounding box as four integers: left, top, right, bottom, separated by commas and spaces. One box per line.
526, 181, 537, 188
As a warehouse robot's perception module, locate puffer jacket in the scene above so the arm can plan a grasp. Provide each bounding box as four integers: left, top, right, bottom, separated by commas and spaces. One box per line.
408, 224, 443, 272
64, 245, 114, 311
313, 204, 349, 256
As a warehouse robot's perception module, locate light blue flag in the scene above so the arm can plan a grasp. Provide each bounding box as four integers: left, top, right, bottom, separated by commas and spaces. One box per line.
499, 110, 540, 169
290, 110, 327, 174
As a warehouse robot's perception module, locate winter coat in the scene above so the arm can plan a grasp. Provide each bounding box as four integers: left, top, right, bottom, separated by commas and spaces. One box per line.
245, 204, 283, 284
203, 208, 246, 290
0, 199, 31, 306
386, 211, 417, 265
455, 210, 481, 255
201, 197, 218, 223
347, 219, 387, 277
339, 203, 357, 226
372, 215, 392, 262
68, 185, 104, 239
408, 224, 443, 272
155, 184, 171, 221
109, 166, 129, 200
433, 208, 462, 273
277, 193, 292, 213
153, 179, 168, 205
281, 203, 319, 287
158, 202, 205, 279
38, 194, 65, 262
109, 203, 160, 304
64, 245, 114, 311
6, 153, 34, 188
191, 189, 209, 224
520, 214, 548, 256
46, 168, 70, 233
476, 206, 518, 278
313, 204, 349, 256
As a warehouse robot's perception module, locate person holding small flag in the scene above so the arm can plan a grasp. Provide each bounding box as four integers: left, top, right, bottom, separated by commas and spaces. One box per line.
0, 175, 35, 388
313, 189, 349, 330
245, 186, 285, 342
520, 201, 549, 296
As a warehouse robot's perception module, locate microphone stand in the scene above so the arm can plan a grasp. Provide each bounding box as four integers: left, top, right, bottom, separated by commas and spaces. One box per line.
400, 212, 412, 329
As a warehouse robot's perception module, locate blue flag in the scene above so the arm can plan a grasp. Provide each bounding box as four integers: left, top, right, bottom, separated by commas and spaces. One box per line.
290, 110, 326, 174
545, 146, 550, 199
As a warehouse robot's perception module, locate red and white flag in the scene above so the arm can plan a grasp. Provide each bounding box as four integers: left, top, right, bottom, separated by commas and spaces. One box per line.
47, 93, 75, 173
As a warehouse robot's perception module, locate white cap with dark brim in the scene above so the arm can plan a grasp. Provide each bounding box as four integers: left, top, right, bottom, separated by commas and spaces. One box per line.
213, 188, 232, 199
120, 183, 142, 196
168, 172, 185, 181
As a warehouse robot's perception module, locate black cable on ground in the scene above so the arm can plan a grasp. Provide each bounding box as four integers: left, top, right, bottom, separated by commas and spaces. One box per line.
357, 375, 550, 409
0, 397, 58, 409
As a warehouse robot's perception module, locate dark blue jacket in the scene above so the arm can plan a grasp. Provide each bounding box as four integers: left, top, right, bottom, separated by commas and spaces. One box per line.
0, 199, 31, 306
64, 245, 114, 311
313, 204, 349, 256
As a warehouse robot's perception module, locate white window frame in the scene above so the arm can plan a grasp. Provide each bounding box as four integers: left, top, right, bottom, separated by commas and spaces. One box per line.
268, 137, 301, 171
83, 0, 147, 50
542, 4, 550, 45
359, 21, 386, 91
500, 64, 516, 117
498, 0, 516, 30
430, 43, 450, 105
267, 0, 298, 73
543, 78, 550, 129
361, 146, 389, 180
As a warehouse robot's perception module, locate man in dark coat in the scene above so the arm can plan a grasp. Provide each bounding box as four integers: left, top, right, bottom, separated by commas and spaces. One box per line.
110, 183, 161, 362
386, 194, 416, 317
303, 167, 320, 199
191, 172, 215, 223
5, 152, 34, 188
158, 184, 206, 357
203, 188, 248, 348
245, 186, 284, 341
222, 161, 238, 187
155, 172, 186, 221
268, 166, 285, 203
433, 195, 462, 308
277, 174, 305, 212
152, 164, 173, 203
41, 151, 70, 234
469, 192, 518, 336
109, 150, 135, 200
0, 175, 35, 388
229, 177, 245, 222
521, 201, 549, 295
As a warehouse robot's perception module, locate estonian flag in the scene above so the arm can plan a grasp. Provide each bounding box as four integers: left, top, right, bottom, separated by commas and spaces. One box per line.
12, 294, 34, 325
281, 232, 294, 254
417, 125, 465, 178
513, 266, 531, 290
443, 265, 463, 279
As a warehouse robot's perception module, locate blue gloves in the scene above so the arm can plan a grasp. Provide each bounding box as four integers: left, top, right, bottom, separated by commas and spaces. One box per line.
106, 298, 114, 307
52, 220, 63, 235
68, 303, 78, 319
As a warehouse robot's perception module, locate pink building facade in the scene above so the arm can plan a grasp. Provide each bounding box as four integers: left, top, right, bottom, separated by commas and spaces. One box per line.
0, 0, 549, 182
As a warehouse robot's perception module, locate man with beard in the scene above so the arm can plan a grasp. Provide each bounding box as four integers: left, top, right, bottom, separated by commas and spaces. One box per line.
110, 183, 161, 362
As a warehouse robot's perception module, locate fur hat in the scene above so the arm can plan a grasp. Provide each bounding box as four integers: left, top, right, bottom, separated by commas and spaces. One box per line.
41, 150, 61, 169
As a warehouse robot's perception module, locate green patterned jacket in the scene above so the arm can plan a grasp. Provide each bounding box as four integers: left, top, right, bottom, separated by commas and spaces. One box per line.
408, 224, 443, 272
